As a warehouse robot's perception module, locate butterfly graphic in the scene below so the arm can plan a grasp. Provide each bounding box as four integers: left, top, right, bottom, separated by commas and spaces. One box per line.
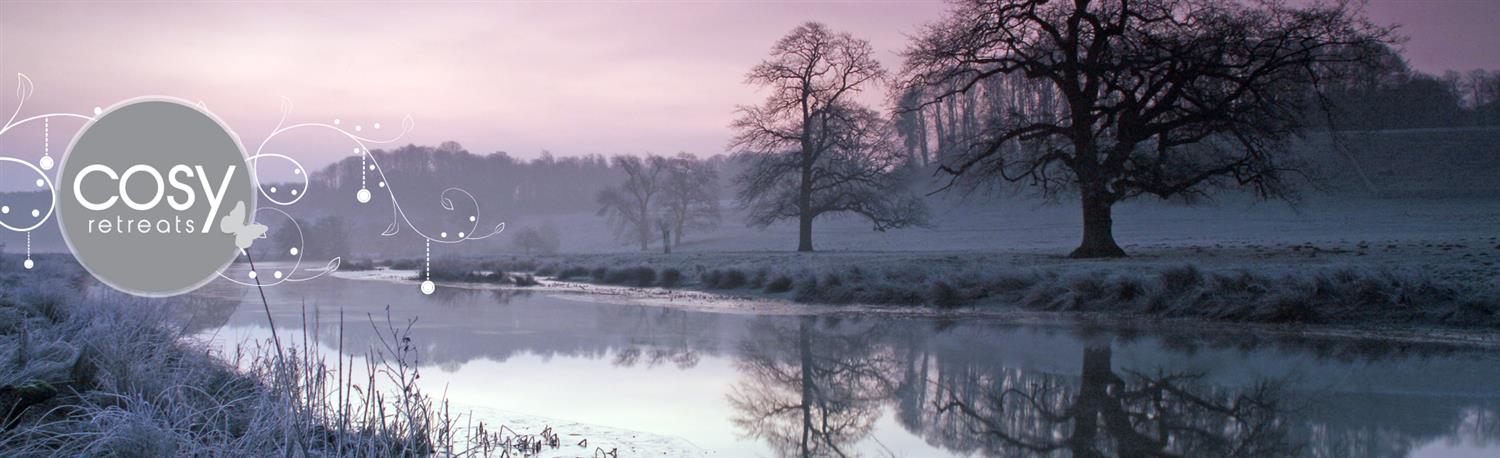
219, 201, 268, 250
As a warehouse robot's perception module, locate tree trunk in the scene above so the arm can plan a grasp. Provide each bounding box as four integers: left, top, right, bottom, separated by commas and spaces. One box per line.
639, 203, 651, 252
1070, 193, 1126, 258
798, 154, 815, 252
1068, 345, 1109, 454
797, 209, 814, 252
917, 108, 930, 167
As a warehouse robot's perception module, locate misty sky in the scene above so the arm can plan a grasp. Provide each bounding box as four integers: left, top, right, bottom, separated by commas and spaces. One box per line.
2, 0, 1498, 177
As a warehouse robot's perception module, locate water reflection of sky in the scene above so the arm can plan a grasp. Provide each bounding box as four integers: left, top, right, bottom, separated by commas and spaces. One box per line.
186, 274, 1500, 457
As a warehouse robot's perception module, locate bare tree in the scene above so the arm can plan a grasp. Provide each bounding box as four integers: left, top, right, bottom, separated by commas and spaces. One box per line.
597, 155, 668, 251
901, 0, 1391, 257
659, 153, 722, 248
731, 22, 928, 252
511, 223, 560, 254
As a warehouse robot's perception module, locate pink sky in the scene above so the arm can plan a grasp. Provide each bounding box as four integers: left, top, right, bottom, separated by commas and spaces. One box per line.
2, 0, 1497, 176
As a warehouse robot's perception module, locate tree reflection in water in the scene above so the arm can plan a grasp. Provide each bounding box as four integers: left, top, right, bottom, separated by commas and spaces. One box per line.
728, 316, 900, 457
728, 317, 1311, 457
932, 344, 1298, 457
610, 307, 718, 369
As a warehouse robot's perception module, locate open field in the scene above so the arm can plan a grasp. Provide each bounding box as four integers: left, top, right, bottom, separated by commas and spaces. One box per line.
389, 194, 1500, 329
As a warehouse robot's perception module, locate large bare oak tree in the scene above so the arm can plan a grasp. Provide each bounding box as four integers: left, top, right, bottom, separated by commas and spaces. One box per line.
900, 0, 1390, 257
732, 22, 928, 252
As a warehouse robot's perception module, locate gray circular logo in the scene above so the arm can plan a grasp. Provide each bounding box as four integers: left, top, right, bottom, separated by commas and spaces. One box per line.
58, 98, 255, 297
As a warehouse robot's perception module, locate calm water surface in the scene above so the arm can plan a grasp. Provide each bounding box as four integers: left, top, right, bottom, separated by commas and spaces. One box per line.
188, 274, 1500, 457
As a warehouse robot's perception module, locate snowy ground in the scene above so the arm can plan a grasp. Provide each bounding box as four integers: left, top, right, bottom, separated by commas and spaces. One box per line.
490, 195, 1500, 287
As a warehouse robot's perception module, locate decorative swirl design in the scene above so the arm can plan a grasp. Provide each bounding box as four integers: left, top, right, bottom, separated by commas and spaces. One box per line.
0, 73, 93, 270
0, 74, 91, 235
1, 74, 505, 294
239, 97, 505, 294
215, 207, 341, 287
0, 157, 55, 232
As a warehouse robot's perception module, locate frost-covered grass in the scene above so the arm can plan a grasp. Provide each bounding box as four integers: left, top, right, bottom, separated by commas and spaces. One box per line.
398, 248, 1500, 328
0, 257, 579, 456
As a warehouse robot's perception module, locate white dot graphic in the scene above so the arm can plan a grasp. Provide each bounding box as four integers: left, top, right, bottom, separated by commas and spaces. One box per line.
30, 209, 39, 218
34, 179, 43, 187
469, 216, 476, 222
356, 188, 372, 203
293, 168, 301, 175
440, 232, 448, 238
23, 259, 34, 270
39, 156, 53, 170
374, 123, 381, 129
354, 147, 361, 154
458, 232, 465, 238
420, 280, 436, 295
270, 186, 278, 193
93, 106, 102, 116
274, 271, 283, 279
248, 271, 258, 279
1, 206, 8, 214
369, 164, 376, 171
378, 181, 385, 188
333, 118, 341, 125
355, 125, 363, 132
291, 189, 299, 196
290, 247, 299, 256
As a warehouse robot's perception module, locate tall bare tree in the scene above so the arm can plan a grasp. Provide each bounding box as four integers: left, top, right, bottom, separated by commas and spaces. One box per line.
597, 155, 668, 251
732, 22, 928, 252
659, 153, 722, 248
901, 0, 1391, 257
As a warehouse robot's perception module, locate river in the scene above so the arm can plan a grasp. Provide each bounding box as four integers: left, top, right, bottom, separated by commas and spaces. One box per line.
187, 271, 1500, 457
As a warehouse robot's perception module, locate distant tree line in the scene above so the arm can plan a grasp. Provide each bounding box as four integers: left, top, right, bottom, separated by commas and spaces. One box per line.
270, 142, 739, 256
1315, 55, 1500, 130
309, 141, 621, 216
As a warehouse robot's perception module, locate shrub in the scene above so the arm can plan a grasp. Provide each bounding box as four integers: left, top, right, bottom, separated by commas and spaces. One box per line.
709, 269, 747, 289
604, 266, 655, 287
929, 281, 960, 308
858, 285, 925, 305
1264, 295, 1322, 323
340, 259, 376, 271
387, 258, 424, 270
764, 275, 794, 293
750, 269, 768, 288
590, 266, 610, 281
1159, 265, 1204, 292
510, 273, 539, 287
793, 276, 820, 303
555, 266, 590, 280
660, 268, 683, 288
